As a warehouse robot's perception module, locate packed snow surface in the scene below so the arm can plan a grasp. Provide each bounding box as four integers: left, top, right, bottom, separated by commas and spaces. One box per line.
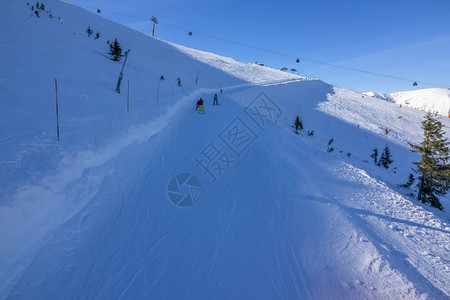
0, 0, 449, 299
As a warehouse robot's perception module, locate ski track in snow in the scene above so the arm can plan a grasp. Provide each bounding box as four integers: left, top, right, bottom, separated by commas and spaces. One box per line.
1, 0, 450, 298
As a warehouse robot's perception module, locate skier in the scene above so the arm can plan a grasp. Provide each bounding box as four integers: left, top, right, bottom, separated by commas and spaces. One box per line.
34, 10, 40, 18
213, 93, 218, 105
196, 98, 204, 114
220, 88, 222, 94
160, 75, 164, 80
177, 77, 182, 87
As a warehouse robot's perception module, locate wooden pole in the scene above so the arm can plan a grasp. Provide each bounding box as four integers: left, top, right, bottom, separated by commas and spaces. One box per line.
55, 79, 60, 142
157, 80, 160, 102
127, 80, 130, 112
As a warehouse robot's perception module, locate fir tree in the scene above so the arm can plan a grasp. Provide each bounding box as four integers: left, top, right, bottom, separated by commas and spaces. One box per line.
293, 116, 303, 134
402, 173, 415, 189
379, 145, 393, 169
108, 38, 123, 61
409, 112, 450, 210
370, 147, 379, 165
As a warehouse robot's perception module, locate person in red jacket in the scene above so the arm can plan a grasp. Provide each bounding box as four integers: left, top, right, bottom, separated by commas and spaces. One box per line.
196, 98, 204, 114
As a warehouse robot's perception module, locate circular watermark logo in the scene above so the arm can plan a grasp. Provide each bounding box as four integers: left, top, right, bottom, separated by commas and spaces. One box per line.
167, 173, 202, 208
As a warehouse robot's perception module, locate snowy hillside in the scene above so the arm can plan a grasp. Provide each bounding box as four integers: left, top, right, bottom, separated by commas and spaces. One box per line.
1, 0, 450, 299
389, 88, 450, 117
363, 91, 388, 101
364, 88, 450, 117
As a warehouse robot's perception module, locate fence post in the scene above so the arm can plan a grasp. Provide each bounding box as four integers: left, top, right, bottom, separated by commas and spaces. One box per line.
127, 80, 130, 112
157, 80, 160, 102
55, 79, 60, 142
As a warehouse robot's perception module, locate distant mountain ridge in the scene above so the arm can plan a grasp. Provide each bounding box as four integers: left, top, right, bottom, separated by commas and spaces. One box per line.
365, 88, 449, 116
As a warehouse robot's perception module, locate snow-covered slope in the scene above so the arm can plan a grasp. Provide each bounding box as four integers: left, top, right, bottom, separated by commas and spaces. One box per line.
363, 91, 388, 101
170, 42, 307, 84
1, 0, 450, 299
364, 88, 450, 117
389, 88, 450, 117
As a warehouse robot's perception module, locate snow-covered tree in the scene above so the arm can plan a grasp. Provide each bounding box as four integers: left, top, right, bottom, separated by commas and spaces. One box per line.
409, 112, 450, 210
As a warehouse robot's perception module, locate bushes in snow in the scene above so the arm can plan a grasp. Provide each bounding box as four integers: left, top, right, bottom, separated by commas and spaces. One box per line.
370, 146, 393, 169
327, 138, 335, 153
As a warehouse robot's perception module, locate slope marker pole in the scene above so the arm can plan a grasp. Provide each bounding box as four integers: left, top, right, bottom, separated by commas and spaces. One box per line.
55, 79, 60, 142
157, 80, 160, 103
127, 80, 130, 112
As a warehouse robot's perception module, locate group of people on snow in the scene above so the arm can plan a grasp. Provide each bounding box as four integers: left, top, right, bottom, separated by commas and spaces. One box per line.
196, 92, 220, 114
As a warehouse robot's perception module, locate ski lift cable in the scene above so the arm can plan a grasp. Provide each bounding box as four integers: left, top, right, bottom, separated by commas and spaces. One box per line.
159, 22, 448, 88
68, 3, 446, 88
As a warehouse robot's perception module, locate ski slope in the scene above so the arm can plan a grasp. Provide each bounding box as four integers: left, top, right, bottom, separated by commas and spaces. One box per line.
1, 0, 450, 299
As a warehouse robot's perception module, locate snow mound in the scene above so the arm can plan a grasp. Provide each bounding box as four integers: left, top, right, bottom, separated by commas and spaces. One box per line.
363, 91, 389, 101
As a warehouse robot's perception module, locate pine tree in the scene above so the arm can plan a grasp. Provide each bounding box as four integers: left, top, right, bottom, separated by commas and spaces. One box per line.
370, 147, 379, 165
409, 112, 450, 210
86, 26, 93, 37
402, 173, 415, 188
108, 38, 123, 61
379, 145, 393, 169
293, 116, 303, 134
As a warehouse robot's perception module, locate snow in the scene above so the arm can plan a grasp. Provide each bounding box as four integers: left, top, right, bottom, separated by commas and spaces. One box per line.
389, 88, 450, 117
364, 88, 450, 117
1, 0, 450, 299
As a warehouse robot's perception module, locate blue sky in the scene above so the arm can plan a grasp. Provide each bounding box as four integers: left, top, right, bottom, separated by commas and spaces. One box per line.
68, 0, 450, 94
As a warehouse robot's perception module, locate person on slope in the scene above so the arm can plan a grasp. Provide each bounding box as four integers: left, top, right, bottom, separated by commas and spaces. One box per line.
213, 93, 218, 105
196, 98, 204, 114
